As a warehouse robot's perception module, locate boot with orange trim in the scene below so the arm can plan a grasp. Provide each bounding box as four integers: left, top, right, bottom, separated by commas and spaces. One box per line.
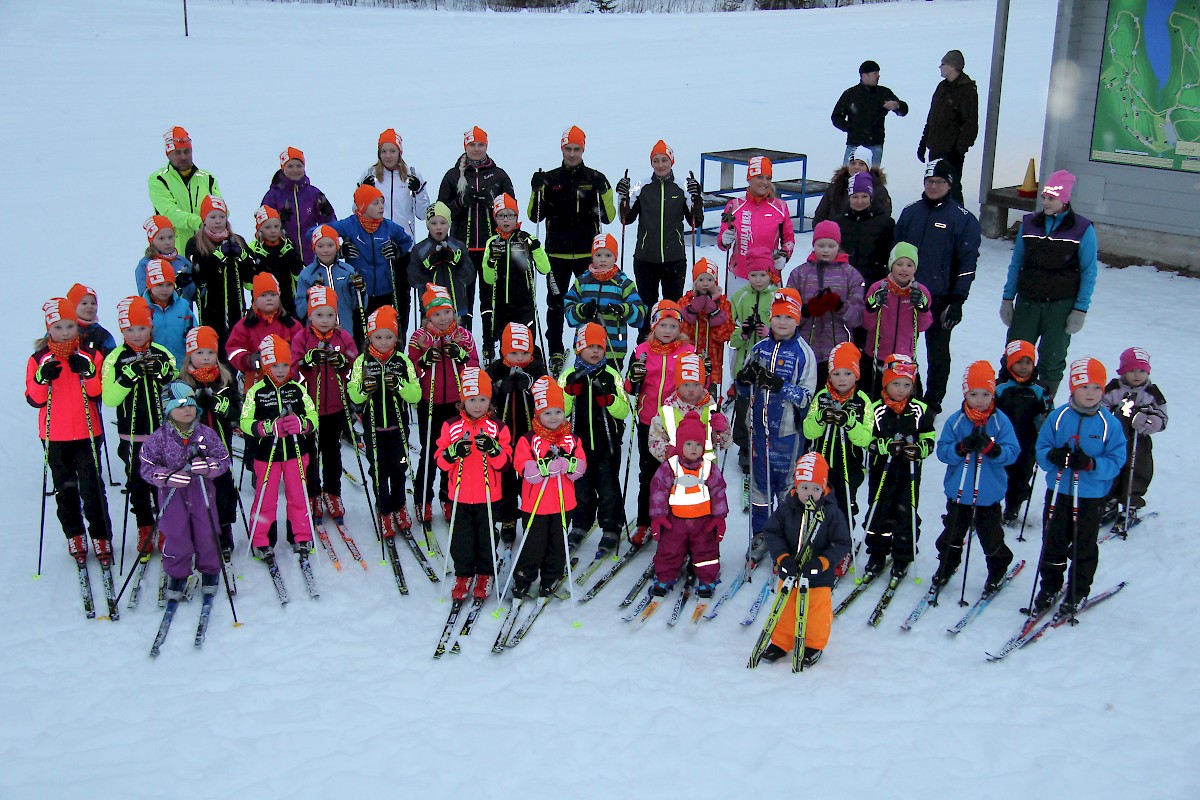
323, 494, 346, 521
67, 535, 89, 566
136, 525, 156, 555
92, 537, 114, 566
380, 513, 398, 540
394, 507, 413, 531
451, 575, 473, 601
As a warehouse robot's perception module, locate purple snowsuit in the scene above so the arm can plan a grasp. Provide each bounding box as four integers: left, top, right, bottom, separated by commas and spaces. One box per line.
139, 422, 232, 580
261, 171, 337, 265
648, 455, 729, 585
785, 254, 866, 361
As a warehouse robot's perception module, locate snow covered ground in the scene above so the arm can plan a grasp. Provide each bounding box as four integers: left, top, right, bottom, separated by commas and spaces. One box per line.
1, 0, 1198, 797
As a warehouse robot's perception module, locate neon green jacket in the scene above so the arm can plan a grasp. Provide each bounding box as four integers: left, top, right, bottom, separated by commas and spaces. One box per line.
147, 164, 222, 251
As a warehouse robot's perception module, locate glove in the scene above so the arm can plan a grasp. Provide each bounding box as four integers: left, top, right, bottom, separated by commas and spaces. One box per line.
777, 554, 798, 580
531, 170, 546, 193
360, 375, 379, 395
740, 319, 755, 338
911, 291, 930, 312
407, 175, 423, 193
714, 517, 726, 542
820, 406, 849, 426
67, 352, 95, 376
443, 342, 469, 363
600, 302, 628, 320
886, 439, 906, 458
710, 413, 729, 434
917, 143, 927, 163
595, 394, 615, 407
521, 459, 547, 483
428, 243, 454, 268
1066, 450, 1094, 471
564, 376, 587, 396
615, 176, 630, 199
278, 207, 293, 229
211, 395, 231, 415
628, 358, 647, 384
1065, 309, 1086, 335
577, 299, 599, 321
958, 428, 991, 454
999, 298, 1014, 327
166, 471, 192, 488
247, 351, 263, 372
350, 272, 366, 292
650, 518, 672, 541
719, 228, 735, 247
548, 457, 570, 476
686, 175, 702, 199
735, 361, 760, 387
302, 348, 328, 367
149, 355, 173, 381
275, 415, 304, 437
341, 240, 360, 261
1046, 447, 1070, 468
189, 457, 218, 475
446, 439, 472, 460
691, 294, 717, 315
508, 368, 531, 394
381, 240, 399, 261
117, 361, 142, 388
315, 194, 334, 216
219, 239, 242, 258
35, 359, 63, 384
1131, 411, 1156, 434
326, 351, 348, 370
474, 433, 502, 457
253, 420, 274, 438
902, 442, 924, 461
544, 445, 562, 460
940, 296, 965, 330
773, 252, 787, 274
382, 371, 400, 391
760, 369, 784, 393
419, 347, 441, 366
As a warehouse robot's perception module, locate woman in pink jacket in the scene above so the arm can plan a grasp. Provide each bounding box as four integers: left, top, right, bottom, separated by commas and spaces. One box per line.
717, 156, 795, 294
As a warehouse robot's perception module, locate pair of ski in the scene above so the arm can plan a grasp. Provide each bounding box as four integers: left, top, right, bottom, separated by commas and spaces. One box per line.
900, 561, 1025, 632
621, 571, 698, 626
313, 515, 366, 573
491, 575, 569, 653
1099, 511, 1157, 543
76, 557, 119, 621
432, 593, 490, 658
150, 590, 216, 657
258, 547, 319, 605
746, 577, 810, 672
985, 581, 1127, 662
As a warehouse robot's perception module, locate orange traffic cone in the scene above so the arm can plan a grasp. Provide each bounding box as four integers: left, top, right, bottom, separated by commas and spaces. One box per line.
1017, 158, 1038, 198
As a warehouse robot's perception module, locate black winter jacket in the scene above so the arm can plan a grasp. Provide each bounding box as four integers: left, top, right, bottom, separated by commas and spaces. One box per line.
831, 82, 908, 146
527, 162, 615, 256
763, 492, 851, 589
436, 157, 515, 251
920, 72, 979, 156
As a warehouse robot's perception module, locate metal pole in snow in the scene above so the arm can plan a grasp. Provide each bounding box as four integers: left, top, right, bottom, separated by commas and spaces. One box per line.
183, 0, 189, 37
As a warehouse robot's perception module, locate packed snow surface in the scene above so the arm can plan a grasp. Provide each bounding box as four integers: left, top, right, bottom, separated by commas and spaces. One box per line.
1, 0, 1197, 797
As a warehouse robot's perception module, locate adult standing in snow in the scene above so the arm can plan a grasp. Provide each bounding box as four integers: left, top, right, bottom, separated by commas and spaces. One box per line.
999, 170, 1097, 399
148, 126, 222, 254
893, 158, 980, 416
528, 125, 616, 374
436, 126, 514, 339
359, 129, 430, 330
617, 139, 704, 341
830, 60, 909, 166
812, 146, 893, 226
716, 156, 795, 297
261, 147, 336, 265
917, 50, 978, 206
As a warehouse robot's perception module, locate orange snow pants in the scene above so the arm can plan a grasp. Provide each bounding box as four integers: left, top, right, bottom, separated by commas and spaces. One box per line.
770, 584, 832, 652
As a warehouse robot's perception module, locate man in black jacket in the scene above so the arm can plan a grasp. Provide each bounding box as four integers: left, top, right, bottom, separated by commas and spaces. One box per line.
918, 50, 979, 205
831, 60, 909, 166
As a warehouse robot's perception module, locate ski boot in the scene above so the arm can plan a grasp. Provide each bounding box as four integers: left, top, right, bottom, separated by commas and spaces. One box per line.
630, 525, 651, 547
931, 561, 956, 588
67, 534, 89, 566
380, 513, 398, 540
1057, 595, 1086, 621
309, 497, 324, 522
292, 540, 314, 556
499, 521, 517, 545
473, 575, 493, 600
540, 579, 561, 598
165, 577, 187, 603
92, 537, 114, 566
420, 502, 433, 524
201, 572, 219, 596
890, 561, 909, 580
1031, 586, 1057, 615
802, 647, 823, 668
759, 644, 787, 663
748, 533, 768, 565
324, 493, 346, 520
864, 553, 887, 576
983, 563, 1009, 594
567, 528, 588, 550
512, 580, 532, 600
451, 576, 473, 601
597, 530, 619, 554
441, 501, 453, 523
696, 582, 718, 599
648, 579, 672, 597
1002, 504, 1019, 526
136, 525, 157, 555
253, 544, 274, 560
548, 352, 566, 377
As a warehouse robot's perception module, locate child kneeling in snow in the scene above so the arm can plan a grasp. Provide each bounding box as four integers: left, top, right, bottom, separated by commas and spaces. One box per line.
647, 411, 729, 599
139, 382, 232, 601
760, 452, 851, 668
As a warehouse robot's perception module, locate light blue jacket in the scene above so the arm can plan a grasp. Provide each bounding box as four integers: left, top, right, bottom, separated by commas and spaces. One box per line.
1035, 403, 1126, 498
144, 290, 196, 368
936, 407, 1020, 506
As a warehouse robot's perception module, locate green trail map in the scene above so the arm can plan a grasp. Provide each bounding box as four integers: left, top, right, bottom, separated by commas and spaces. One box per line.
1091, 0, 1200, 171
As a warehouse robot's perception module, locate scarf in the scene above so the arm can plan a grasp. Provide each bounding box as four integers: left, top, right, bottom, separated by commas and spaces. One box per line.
533, 418, 570, 446
880, 391, 909, 416
369, 345, 394, 362
169, 419, 196, 442
590, 265, 618, 282
427, 321, 458, 339
204, 225, 230, 243
572, 356, 606, 376
189, 364, 221, 384
261, 237, 283, 248
502, 354, 531, 369
648, 338, 680, 356
48, 338, 79, 361
256, 311, 278, 327
887, 277, 912, 297
963, 400, 994, 426
310, 326, 334, 345
1011, 370, 1033, 385
357, 214, 382, 234
158, 249, 179, 263
826, 381, 854, 404
127, 340, 151, 354
1069, 398, 1101, 416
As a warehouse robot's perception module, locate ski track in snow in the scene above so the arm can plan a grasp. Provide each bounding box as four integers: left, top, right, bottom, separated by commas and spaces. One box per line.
2, 0, 1199, 796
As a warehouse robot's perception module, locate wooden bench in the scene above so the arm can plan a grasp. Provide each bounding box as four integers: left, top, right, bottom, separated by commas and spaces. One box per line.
981, 185, 1037, 239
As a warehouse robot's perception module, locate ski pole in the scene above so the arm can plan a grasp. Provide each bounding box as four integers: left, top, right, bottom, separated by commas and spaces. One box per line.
837, 426, 859, 578
246, 435, 278, 555
1024, 467, 1063, 619
119, 377, 140, 575
79, 374, 113, 545
555, 471, 578, 605
497, 469, 552, 602
908, 457, 919, 579
36, 384, 54, 578
101, 428, 120, 488
957, 452, 983, 607
114, 483, 178, 605
1016, 464, 1038, 543
619, 169, 628, 273
1120, 432, 1140, 537
292, 432, 322, 574
336, 371, 381, 542
440, 439, 466, 586
481, 447, 502, 605
688, 170, 698, 266
420, 355, 438, 550
1067, 469, 1080, 624
198, 471, 240, 626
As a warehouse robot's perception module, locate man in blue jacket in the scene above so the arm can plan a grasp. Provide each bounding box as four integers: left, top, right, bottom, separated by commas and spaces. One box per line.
893, 158, 980, 415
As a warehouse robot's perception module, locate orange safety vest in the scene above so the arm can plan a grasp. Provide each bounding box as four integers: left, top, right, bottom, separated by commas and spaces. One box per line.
667, 455, 711, 518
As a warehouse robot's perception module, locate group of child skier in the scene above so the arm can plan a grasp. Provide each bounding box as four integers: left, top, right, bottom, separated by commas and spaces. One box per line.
26, 128, 1167, 666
